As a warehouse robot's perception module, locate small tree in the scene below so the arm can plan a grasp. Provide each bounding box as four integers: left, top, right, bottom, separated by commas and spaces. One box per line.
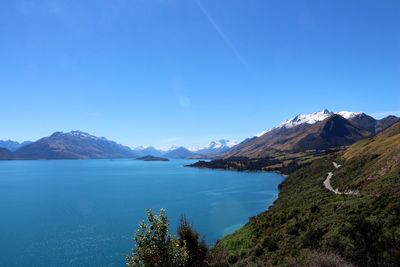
127, 209, 189, 267
177, 216, 208, 266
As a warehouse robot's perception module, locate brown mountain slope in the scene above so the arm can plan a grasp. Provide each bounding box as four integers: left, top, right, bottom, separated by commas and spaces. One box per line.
285, 114, 370, 152
224, 114, 398, 159
14, 131, 136, 159
224, 123, 313, 158
224, 115, 370, 158
343, 121, 400, 160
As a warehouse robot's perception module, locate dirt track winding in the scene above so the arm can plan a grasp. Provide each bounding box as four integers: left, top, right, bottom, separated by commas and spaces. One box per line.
323, 162, 359, 196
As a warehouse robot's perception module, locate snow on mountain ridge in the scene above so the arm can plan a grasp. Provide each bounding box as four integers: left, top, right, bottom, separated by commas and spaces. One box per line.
336, 111, 363, 119
256, 109, 363, 137
60, 130, 105, 140
225, 139, 238, 147
202, 139, 237, 150
188, 139, 238, 153
278, 109, 333, 129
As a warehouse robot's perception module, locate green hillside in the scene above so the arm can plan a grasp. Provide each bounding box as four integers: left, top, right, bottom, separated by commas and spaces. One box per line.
211, 123, 400, 266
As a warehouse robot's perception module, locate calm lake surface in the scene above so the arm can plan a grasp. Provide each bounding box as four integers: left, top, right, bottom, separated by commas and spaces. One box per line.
0, 159, 283, 266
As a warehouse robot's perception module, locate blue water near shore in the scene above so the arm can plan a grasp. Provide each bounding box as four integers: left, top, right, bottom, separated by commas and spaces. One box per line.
0, 159, 283, 266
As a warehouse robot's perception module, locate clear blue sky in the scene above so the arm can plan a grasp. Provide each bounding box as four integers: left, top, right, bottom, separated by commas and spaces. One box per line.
1, 0, 399, 149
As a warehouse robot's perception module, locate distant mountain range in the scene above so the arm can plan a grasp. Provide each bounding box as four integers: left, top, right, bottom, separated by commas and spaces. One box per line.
10, 131, 137, 160
194, 139, 237, 155
224, 109, 399, 158
163, 147, 198, 159
131, 139, 237, 159
0, 131, 237, 160
1, 110, 398, 161
0, 140, 32, 151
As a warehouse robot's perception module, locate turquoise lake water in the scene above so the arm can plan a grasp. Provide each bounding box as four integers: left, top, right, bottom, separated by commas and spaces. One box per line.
0, 159, 283, 266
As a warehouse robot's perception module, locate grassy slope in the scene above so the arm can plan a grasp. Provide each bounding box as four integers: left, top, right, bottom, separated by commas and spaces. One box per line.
332, 122, 400, 196
214, 123, 400, 266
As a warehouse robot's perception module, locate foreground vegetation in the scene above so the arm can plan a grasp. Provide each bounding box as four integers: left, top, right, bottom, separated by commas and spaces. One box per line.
127, 209, 208, 267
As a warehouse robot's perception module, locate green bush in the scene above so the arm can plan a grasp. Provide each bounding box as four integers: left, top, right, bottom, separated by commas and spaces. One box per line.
127, 209, 189, 267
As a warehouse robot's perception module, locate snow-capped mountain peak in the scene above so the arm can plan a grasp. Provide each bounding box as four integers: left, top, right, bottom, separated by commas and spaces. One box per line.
278, 109, 333, 129
191, 139, 238, 154
256, 109, 363, 137
256, 109, 332, 137
58, 130, 105, 140
206, 139, 237, 150
336, 111, 363, 119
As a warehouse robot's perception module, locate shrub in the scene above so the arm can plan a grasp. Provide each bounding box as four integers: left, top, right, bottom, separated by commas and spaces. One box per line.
261, 236, 278, 251
177, 215, 208, 266
127, 209, 189, 267
302, 227, 325, 249
253, 244, 263, 256
227, 254, 238, 265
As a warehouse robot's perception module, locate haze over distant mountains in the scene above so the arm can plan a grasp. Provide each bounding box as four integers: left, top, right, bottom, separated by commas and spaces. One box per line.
0, 140, 32, 152
0, 131, 237, 160
0, 109, 398, 160
163, 147, 197, 159
131, 139, 237, 159
195, 140, 238, 155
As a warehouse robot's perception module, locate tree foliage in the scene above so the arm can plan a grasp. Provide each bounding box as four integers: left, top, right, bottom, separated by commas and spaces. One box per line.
177, 216, 208, 266
127, 209, 189, 267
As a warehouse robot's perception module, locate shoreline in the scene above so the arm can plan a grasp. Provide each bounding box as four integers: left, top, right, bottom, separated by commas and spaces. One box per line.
186, 163, 289, 177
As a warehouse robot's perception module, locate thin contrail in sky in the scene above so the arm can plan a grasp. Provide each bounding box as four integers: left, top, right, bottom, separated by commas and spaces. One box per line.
194, 0, 252, 73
